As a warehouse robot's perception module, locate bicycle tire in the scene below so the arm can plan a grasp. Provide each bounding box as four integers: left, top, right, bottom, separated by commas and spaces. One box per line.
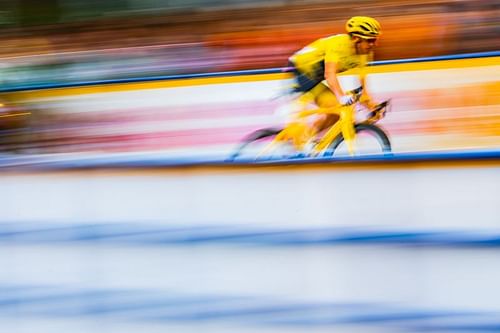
228, 127, 284, 161
324, 123, 392, 157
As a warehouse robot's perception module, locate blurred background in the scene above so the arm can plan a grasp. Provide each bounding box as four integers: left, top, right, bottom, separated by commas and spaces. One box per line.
0, 0, 498, 158
0, 1, 500, 332
0, 0, 498, 86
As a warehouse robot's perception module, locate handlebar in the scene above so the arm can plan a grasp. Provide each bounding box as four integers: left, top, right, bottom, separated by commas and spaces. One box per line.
348, 86, 363, 96
373, 100, 389, 112
365, 100, 390, 124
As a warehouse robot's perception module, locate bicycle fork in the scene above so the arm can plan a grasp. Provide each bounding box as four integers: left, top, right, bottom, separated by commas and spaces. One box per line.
340, 106, 356, 156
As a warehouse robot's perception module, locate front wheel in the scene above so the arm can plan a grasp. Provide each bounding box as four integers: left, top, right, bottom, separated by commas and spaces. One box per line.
323, 123, 392, 158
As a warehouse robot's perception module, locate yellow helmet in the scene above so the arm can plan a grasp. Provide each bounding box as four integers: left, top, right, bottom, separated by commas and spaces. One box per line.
345, 16, 381, 38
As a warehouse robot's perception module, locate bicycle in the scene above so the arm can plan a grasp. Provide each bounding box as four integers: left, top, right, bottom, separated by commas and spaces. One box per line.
229, 87, 392, 161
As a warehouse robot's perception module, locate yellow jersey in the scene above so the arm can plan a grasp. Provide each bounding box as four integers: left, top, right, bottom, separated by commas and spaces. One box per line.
289, 34, 372, 80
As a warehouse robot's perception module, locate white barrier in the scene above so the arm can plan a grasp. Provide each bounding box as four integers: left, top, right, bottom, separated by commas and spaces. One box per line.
1, 163, 500, 332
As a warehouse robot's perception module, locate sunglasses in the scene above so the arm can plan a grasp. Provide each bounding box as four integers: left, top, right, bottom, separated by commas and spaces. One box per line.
364, 38, 378, 44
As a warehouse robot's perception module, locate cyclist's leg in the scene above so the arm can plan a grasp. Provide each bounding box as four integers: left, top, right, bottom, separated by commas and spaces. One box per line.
288, 61, 336, 133
315, 86, 358, 154
287, 62, 322, 113
310, 83, 341, 136
288, 83, 338, 153
285, 63, 325, 150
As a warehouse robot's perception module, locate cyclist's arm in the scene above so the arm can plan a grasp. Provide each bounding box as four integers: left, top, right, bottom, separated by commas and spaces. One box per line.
355, 66, 375, 108
359, 72, 371, 104
324, 61, 346, 101
359, 55, 377, 109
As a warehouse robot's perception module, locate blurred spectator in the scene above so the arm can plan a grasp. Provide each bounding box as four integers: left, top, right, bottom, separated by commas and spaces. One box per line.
0, 0, 498, 88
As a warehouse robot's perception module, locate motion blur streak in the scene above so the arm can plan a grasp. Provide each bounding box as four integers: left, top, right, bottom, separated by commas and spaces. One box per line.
1, 1, 499, 332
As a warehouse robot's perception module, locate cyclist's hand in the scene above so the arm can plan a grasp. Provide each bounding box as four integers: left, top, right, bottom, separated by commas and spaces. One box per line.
339, 95, 355, 106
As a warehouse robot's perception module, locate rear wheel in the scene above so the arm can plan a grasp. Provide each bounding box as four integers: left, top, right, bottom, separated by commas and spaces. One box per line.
229, 127, 296, 161
323, 123, 391, 157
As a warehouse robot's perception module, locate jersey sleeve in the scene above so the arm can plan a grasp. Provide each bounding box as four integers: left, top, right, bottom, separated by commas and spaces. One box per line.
324, 40, 343, 63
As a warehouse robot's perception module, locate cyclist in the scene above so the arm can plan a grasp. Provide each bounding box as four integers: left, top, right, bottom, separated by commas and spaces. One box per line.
286, 16, 381, 148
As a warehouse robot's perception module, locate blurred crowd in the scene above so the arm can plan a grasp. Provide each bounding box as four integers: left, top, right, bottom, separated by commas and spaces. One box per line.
0, 0, 498, 87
